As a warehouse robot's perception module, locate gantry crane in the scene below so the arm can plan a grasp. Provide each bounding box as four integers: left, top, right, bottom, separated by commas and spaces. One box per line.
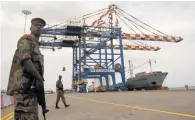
40, 4, 183, 91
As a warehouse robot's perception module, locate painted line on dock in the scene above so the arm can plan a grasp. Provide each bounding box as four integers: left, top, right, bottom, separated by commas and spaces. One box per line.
68, 96, 195, 118
1, 112, 14, 120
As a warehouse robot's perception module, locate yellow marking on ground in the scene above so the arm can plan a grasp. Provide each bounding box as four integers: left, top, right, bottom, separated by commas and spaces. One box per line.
2, 114, 14, 120
1, 112, 14, 120
5, 114, 14, 120
68, 96, 195, 118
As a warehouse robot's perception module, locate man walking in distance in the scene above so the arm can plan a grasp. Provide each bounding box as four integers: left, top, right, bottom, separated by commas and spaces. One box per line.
56, 75, 70, 109
6, 18, 48, 120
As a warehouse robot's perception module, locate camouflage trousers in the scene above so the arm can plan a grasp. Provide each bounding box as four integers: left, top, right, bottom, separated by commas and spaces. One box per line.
14, 93, 39, 120
56, 90, 66, 105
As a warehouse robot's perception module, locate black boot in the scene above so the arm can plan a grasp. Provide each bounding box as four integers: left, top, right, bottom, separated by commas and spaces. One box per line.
64, 102, 70, 108
55, 103, 60, 109
65, 104, 70, 108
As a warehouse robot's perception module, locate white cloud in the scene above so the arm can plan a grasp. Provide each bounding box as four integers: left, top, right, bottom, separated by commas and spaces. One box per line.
1, 1, 195, 91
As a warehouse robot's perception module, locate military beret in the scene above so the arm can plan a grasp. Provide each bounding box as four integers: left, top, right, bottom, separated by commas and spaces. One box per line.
31, 17, 46, 26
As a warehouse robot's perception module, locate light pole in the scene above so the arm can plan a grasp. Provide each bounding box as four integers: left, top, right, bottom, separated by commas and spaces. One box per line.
22, 10, 31, 34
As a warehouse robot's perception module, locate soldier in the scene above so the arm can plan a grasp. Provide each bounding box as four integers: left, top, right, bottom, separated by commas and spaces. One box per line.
55, 75, 70, 109
6, 17, 48, 120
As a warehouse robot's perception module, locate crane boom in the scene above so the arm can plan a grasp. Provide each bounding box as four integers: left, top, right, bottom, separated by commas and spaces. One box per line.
123, 33, 183, 43
107, 44, 160, 51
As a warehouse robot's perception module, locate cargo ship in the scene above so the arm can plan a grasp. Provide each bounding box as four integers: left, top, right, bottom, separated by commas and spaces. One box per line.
126, 59, 168, 91
126, 71, 168, 91
88, 59, 168, 92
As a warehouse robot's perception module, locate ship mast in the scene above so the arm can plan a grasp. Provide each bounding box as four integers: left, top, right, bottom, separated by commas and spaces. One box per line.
127, 59, 156, 76
149, 59, 152, 72
128, 60, 134, 78
149, 59, 156, 72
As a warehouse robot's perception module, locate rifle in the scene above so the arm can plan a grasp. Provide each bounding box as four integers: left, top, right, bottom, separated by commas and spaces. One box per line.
31, 61, 49, 120
35, 68, 49, 120
35, 81, 49, 120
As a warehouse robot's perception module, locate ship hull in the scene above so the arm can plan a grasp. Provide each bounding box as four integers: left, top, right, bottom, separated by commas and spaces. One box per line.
126, 71, 168, 90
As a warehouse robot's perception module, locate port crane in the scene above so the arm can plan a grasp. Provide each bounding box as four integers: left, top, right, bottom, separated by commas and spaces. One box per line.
40, 4, 183, 91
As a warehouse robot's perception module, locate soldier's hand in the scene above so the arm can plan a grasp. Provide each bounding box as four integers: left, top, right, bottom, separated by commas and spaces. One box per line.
35, 79, 44, 91
43, 108, 49, 113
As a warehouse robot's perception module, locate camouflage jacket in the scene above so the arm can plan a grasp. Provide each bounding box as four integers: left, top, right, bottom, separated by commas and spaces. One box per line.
6, 34, 44, 95
56, 80, 63, 91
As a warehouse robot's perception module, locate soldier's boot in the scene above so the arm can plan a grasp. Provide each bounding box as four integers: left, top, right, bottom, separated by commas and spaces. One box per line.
63, 102, 70, 108
65, 104, 70, 108
55, 103, 60, 109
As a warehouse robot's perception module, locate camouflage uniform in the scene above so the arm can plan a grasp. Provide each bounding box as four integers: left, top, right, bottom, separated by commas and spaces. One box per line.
56, 80, 66, 105
6, 34, 44, 120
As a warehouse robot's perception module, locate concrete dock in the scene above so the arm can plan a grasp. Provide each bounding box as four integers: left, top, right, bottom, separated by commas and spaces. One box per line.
1, 90, 195, 120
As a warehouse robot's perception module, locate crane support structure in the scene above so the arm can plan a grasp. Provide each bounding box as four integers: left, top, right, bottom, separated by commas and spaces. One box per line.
40, 4, 183, 91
